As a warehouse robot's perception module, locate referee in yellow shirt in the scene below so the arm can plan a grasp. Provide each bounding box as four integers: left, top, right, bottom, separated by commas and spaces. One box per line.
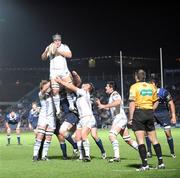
128, 69, 165, 171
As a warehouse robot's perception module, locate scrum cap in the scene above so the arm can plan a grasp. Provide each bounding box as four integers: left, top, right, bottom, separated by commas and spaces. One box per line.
52, 33, 61, 41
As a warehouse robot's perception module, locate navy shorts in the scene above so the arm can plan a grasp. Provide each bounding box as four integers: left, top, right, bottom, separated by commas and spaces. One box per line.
8, 122, 18, 130
30, 120, 38, 129
154, 110, 171, 128
64, 112, 79, 126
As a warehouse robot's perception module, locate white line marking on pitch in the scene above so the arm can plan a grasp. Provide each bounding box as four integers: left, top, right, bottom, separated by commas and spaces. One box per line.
113, 169, 177, 172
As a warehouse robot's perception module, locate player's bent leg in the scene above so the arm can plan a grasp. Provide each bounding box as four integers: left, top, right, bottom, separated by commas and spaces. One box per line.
120, 127, 138, 150
60, 122, 73, 137
60, 122, 78, 151
91, 128, 106, 159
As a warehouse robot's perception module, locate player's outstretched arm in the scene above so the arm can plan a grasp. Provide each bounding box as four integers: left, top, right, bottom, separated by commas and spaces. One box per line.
55, 76, 78, 92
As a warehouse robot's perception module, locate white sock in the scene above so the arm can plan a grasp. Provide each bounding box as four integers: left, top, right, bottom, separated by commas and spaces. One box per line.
33, 139, 42, 157
67, 93, 75, 110
112, 140, 119, 158
42, 140, 51, 158
77, 141, 83, 159
131, 140, 138, 150
82, 139, 90, 157
53, 94, 60, 114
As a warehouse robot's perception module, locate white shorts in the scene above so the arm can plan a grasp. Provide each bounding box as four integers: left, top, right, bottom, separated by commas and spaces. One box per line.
112, 113, 128, 129
50, 68, 70, 79
37, 114, 56, 130
76, 115, 96, 129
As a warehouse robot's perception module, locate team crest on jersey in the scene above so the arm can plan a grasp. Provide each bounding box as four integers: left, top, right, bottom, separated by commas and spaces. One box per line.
112, 92, 119, 99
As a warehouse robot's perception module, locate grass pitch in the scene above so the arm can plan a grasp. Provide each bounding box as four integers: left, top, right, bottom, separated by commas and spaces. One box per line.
0, 128, 179, 178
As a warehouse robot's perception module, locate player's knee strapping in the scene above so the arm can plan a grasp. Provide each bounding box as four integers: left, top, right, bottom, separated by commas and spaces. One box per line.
51, 83, 60, 89
123, 135, 131, 142
123, 135, 138, 150
109, 130, 118, 137
45, 130, 54, 136
164, 125, 171, 131
37, 128, 45, 135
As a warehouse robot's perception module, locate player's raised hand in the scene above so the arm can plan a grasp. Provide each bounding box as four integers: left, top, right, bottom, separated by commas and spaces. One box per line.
47, 43, 57, 56
55, 76, 63, 84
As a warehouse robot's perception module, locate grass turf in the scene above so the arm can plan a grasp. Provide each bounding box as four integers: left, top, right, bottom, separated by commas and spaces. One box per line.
0, 128, 179, 178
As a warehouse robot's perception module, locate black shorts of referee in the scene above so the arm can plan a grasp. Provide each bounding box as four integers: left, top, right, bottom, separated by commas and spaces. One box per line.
132, 109, 155, 132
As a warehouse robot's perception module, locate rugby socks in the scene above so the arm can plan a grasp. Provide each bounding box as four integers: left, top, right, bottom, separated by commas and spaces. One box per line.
7, 135, 11, 145
53, 94, 60, 115
82, 139, 90, 157
17, 135, 21, 144
138, 144, 148, 167
153, 143, 163, 165
94, 138, 105, 154
112, 140, 119, 158
77, 140, 83, 159
167, 137, 175, 154
60, 142, 67, 158
145, 136, 152, 154
131, 140, 138, 150
33, 139, 42, 156
67, 92, 75, 111
65, 135, 78, 150
123, 135, 138, 150
42, 140, 51, 158
38, 138, 45, 159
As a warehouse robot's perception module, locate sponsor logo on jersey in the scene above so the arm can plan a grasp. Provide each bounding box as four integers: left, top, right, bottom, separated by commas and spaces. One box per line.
140, 89, 153, 96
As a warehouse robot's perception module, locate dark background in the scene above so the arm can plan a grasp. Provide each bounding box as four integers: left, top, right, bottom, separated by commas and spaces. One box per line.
0, 0, 179, 68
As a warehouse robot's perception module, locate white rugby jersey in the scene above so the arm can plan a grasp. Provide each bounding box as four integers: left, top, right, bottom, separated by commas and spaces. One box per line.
109, 91, 126, 119
76, 89, 93, 119
38, 91, 54, 118
49, 44, 70, 72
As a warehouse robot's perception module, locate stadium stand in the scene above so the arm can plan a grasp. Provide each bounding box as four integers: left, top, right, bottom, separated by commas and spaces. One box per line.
0, 56, 180, 131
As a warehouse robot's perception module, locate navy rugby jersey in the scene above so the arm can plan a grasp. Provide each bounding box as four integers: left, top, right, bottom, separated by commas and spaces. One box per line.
155, 88, 172, 112
6, 113, 20, 125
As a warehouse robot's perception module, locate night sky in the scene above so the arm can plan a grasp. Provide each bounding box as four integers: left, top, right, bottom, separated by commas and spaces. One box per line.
0, 0, 179, 68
